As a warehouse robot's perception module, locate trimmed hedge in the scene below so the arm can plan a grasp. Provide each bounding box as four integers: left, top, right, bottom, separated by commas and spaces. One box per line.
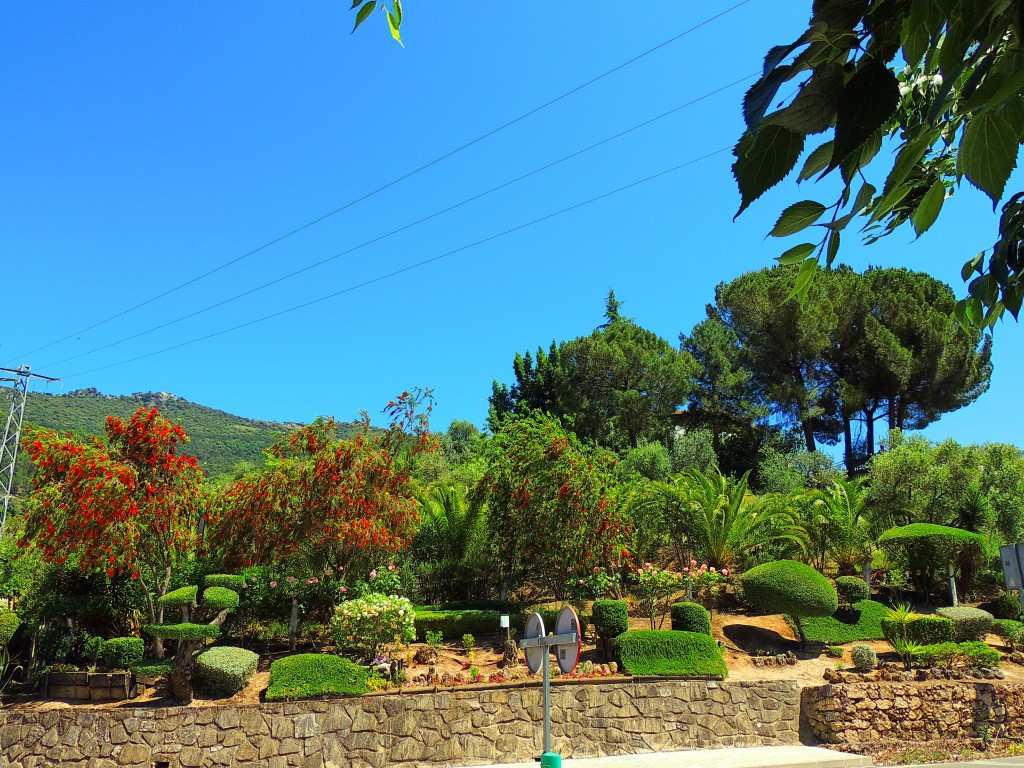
591, 600, 629, 641
205, 574, 247, 590
0, 610, 21, 649
194, 646, 259, 697
798, 600, 889, 643
144, 623, 221, 641
936, 606, 994, 642
265, 654, 369, 701
413, 608, 567, 641
878, 524, 984, 557
881, 615, 956, 645
131, 658, 176, 676
739, 560, 838, 619
670, 603, 711, 635
617, 630, 726, 678
103, 637, 144, 670
157, 585, 198, 608
835, 576, 869, 605
202, 586, 240, 612
916, 641, 1001, 668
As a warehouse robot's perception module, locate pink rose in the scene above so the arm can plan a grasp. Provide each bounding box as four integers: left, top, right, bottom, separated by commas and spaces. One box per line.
710, 567, 716, 573
593, 566, 601, 574
675, 572, 683, 579
269, 580, 278, 588
722, 568, 729, 576
339, 586, 347, 593
369, 569, 377, 579
286, 576, 296, 584
387, 564, 395, 572
567, 566, 573, 573
578, 579, 585, 585
690, 559, 698, 567
643, 562, 653, 569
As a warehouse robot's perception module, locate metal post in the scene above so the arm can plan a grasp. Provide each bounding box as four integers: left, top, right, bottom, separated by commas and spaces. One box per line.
542, 647, 551, 755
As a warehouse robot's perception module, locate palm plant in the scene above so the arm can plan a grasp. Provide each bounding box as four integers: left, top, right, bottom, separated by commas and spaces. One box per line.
667, 467, 805, 570
411, 484, 487, 603
812, 478, 888, 589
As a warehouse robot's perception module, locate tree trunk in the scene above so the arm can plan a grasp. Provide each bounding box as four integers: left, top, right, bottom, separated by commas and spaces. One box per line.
865, 409, 875, 458
947, 561, 958, 606
289, 596, 299, 652
801, 419, 816, 453
862, 554, 872, 593
169, 640, 200, 703
843, 414, 854, 472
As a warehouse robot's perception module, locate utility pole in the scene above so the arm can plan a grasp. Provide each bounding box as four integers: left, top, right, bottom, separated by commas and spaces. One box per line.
0, 366, 60, 540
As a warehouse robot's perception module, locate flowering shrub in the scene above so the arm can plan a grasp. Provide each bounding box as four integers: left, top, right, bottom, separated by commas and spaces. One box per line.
564, 565, 620, 609
631, 564, 684, 629
682, 561, 728, 609
331, 593, 415, 661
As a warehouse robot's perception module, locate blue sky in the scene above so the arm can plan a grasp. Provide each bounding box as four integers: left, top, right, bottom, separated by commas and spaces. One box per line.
2, 2, 1021, 452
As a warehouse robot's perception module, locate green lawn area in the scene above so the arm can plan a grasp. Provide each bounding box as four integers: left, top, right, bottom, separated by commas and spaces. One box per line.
794, 599, 889, 644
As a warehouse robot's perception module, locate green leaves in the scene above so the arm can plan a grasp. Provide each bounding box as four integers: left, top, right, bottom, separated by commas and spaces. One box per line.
387, 0, 403, 46
769, 63, 843, 135
777, 243, 817, 265
787, 258, 819, 305
959, 111, 1019, 206
351, 1, 376, 33
829, 60, 901, 171
911, 179, 945, 237
733, 125, 805, 217
770, 201, 827, 237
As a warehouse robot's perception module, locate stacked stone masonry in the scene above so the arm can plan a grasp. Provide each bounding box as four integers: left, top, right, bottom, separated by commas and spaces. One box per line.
802, 681, 1024, 743
0, 679, 799, 768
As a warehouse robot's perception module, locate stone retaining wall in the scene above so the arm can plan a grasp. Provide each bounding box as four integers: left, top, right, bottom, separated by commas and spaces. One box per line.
44, 672, 138, 702
802, 681, 1024, 743
0, 679, 799, 768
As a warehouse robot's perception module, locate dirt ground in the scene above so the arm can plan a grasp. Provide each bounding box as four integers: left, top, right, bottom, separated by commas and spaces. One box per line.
8, 610, 1024, 713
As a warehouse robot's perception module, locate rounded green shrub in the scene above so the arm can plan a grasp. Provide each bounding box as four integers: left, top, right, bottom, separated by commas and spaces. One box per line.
835, 576, 869, 605
265, 654, 369, 701
201, 586, 240, 612
157, 585, 198, 608
331, 593, 415, 661
144, 623, 221, 641
936, 606, 994, 642
670, 602, 711, 635
992, 618, 1024, 649
204, 574, 247, 590
851, 644, 876, 671
739, 560, 838, 619
591, 600, 629, 640
0, 610, 21, 649
617, 630, 727, 678
194, 646, 259, 697
103, 637, 144, 670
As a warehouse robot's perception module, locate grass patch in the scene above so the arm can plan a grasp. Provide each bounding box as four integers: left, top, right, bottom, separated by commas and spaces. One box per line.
131, 658, 176, 676
265, 654, 369, 701
793, 599, 889, 644
617, 630, 727, 678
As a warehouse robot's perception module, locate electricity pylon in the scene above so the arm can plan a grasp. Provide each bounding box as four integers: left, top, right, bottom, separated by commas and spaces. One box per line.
0, 366, 59, 540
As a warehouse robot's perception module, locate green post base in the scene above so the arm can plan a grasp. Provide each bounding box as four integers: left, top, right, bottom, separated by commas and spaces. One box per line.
540, 753, 562, 768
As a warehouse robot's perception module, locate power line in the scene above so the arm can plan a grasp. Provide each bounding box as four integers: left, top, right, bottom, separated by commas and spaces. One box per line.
7, 0, 754, 365
41, 74, 753, 370
62, 147, 730, 380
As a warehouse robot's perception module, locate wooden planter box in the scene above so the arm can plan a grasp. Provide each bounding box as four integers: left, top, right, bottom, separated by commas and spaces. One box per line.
44, 670, 140, 701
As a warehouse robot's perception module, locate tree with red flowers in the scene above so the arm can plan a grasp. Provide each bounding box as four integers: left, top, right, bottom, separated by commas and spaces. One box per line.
209, 389, 434, 580
476, 412, 629, 599
21, 408, 205, 657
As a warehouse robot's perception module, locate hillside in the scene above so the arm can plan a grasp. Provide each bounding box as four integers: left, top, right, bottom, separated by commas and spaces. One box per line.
16, 388, 361, 481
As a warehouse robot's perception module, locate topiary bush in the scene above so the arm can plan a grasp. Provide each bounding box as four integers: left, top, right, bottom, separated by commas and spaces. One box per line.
131, 658, 176, 677
414, 610, 505, 641
0, 610, 21, 649
332, 593, 415, 661
851, 644, 876, 671
835, 576, 869, 605
102, 637, 144, 670
739, 560, 837, 645
881, 615, 956, 645
616, 630, 727, 678
194, 646, 259, 698
936, 606, 994, 642
201, 586, 240, 613
265, 653, 369, 701
670, 602, 712, 635
157, 585, 198, 608
958, 641, 1001, 668
204, 574, 247, 590
591, 599, 629, 660
797, 600, 889, 644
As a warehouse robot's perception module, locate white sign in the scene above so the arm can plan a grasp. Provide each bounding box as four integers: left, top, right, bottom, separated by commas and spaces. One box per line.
1001, 545, 1022, 591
